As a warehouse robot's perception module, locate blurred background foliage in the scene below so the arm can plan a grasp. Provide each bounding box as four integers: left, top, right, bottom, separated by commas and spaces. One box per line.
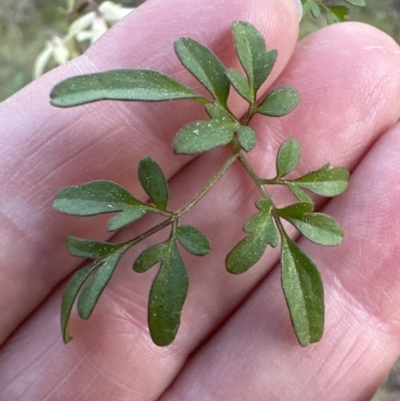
0, 0, 399, 101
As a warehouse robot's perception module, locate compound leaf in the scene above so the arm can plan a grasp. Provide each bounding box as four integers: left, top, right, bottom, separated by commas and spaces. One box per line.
226, 68, 252, 103
61, 262, 98, 343
256, 86, 300, 117
174, 37, 230, 106
148, 241, 188, 346
281, 233, 324, 347
53, 180, 151, 232
50, 69, 208, 107
226, 198, 278, 274
237, 126, 257, 152
291, 164, 349, 196
138, 156, 169, 211
231, 21, 277, 96
176, 225, 211, 256
276, 138, 301, 178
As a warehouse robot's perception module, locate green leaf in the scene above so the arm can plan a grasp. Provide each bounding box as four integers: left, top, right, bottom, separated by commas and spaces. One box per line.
302, 0, 321, 18
173, 104, 237, 154
343, 0, 365, 7
77, 248, 127, 320
237, 126, 257, 152
256, 86, 300, 117
226, 198, 278, 274
231, 21, 277, 96
292, 164, 349, 197
325, 6, 349, 24
53, 180, 151, 231
276, 138, 301, 178
226, 68, 252, 103
61, 263, 98, 343
277, 202, 314, 217
287, 183, 314, 204
62, 238, 128, 341
148, 241, 188, 346
284, 213, 344, 246
205, 103, 233, 120
309, 1, 321, 18
174, 37, 230, 106
67, 236, 121, 260
138, 156, 169, 211
50, 70, 208, 107
281, 233, 324, 347
133, 242, 168, 273
176, 225, 211, 256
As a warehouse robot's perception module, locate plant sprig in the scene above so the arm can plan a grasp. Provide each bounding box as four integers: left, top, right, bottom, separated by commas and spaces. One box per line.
301, 0, 366, 24
51, 20, 349, 347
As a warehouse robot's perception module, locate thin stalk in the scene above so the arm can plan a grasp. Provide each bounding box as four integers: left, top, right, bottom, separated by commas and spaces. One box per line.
123, 152, 239, 249
176, 152, 239, 217
237, 153, 269, 198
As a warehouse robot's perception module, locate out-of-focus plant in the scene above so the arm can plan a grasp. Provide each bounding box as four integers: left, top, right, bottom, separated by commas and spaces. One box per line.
33, 1, 135, 78
300, 0, 366, 24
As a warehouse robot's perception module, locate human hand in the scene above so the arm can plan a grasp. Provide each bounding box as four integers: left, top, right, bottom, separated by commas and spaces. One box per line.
1, 0, 400, 399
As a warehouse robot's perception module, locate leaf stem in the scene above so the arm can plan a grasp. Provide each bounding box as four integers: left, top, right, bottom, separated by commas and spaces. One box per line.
237, 153, 269, 198
176, 152, 239, 217
122, 152, 239, 250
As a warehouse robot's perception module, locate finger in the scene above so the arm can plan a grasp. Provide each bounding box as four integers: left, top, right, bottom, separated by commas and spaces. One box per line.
0, 0, 299, 345
1, 21, 400, 400
157, 122, 400, 401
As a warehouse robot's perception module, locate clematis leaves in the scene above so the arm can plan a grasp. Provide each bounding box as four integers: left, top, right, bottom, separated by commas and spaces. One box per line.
61, 237, 129, 343
50, 69, 209, 107
138, 156, 169, 211
53, 20, 351, 349
232, 21, 277, 98
53, 180, 151, 231
281, 232, 324, 347
256, 86, 300, 117
173, 104, 237, 154
226, 198, 278, 274
174, 37, 230, 106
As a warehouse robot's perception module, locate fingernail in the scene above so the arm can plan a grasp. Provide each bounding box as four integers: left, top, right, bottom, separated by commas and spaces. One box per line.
294, 0, 303, 21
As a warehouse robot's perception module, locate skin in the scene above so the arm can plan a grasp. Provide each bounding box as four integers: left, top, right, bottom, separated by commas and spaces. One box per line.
1, 0, 400, 399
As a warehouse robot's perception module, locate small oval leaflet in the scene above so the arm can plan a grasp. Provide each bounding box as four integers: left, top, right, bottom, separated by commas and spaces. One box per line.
176, 225, 211, 256
138, 156, 169, 211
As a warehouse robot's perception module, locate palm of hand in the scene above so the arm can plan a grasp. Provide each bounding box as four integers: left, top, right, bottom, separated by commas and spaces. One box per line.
1, 0, 400, 400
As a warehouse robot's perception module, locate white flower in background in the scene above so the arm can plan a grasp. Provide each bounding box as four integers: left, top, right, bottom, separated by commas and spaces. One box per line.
33, 35, 70, 78
34, 1, 134, 78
